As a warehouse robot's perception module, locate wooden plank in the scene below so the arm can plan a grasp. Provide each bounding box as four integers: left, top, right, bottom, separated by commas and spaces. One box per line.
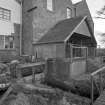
14, 83, 55, 94
0, 86, 13, 105
18, 62, 45, 69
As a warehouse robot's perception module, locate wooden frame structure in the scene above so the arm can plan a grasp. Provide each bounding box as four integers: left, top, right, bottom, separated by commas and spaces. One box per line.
16, 62, 45, 82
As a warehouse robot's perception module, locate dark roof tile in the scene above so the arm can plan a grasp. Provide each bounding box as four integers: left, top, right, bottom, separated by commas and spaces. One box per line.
37, 16, 85, 44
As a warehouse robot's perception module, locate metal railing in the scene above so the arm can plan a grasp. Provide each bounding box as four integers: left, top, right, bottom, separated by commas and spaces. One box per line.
90, 66, 105, 105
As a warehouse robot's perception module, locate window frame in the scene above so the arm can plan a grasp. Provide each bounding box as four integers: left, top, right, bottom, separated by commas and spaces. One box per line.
0, 7, 11, 21
0, 35, 14, 49
72, 46, 87, 59
46, 0, 53, 11
67, 7, 72, 19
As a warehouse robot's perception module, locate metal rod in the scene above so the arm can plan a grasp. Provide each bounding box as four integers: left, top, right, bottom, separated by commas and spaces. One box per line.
99, 72, 103, 94
32, 67, 35, 83
20, 1, 22, 55
91, 66, 105, 76
91, 76, 94, 105
70, 44, 72, 63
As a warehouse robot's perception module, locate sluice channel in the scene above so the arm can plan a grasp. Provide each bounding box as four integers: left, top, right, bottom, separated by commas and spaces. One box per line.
0, 88, 8, 98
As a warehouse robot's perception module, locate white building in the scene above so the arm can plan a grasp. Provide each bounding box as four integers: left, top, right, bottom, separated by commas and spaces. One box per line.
0, 0, 21, 49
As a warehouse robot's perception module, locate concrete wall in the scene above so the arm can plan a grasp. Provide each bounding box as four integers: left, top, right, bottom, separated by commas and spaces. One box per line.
45, 58, 87, 81
70, 59, 86, 78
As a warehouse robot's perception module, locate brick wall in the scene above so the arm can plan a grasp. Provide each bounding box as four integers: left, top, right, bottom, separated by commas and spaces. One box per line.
13, 23, 20, 55
22, 0, 95, 55
0, 23, 20, 62
22, 0, 33, 55
22, 0, 75, 55
32, 0, 74, 42
0, 49, 18, 63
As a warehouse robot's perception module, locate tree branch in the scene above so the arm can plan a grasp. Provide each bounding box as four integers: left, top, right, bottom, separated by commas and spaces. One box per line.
95, 16, 105, 19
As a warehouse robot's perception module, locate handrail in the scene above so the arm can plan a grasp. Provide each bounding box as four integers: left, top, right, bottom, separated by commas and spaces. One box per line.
90, 66, 105, 105
91, 66, 105, 76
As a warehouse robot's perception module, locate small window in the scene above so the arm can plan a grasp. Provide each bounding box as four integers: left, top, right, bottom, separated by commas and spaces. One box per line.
71, 0, 82, 4
0, 35, 14, 49
72, 46, 87, 58
0, 7, 11, 21
67, 8, 72, 19
5, 36, 14, 49
47, 0, 53, 11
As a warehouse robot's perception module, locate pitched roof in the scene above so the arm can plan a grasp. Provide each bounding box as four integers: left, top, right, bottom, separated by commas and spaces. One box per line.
36, 16, 89, 44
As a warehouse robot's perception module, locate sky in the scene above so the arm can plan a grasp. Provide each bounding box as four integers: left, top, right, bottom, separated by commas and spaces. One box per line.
85, 0, 105, 47
72, 0, 105, 47
86, 0, 105, 32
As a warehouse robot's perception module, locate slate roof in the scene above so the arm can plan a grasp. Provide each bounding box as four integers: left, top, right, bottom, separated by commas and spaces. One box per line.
36, 16, 89, 44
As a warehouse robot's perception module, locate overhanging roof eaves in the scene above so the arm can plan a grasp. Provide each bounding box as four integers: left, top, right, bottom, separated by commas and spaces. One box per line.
33, 41, 64, 45
85, 18, 97, 45
36, 16, 86, 44
64, 16, 87, 42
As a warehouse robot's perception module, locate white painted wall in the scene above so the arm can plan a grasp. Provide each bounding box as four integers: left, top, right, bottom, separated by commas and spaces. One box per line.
0, 0, 21, 35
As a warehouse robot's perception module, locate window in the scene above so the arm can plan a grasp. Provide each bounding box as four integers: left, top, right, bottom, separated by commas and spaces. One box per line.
71, 0, 82, 4
0, 35, 14, 49
72, 46, 87, 58
47, 0, 53, 11
0, 7, 11, 21
67, 8, 72, 19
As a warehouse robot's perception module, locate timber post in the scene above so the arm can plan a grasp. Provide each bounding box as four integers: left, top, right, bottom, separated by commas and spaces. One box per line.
99, 72, 103, 94
91, 76, 94, 105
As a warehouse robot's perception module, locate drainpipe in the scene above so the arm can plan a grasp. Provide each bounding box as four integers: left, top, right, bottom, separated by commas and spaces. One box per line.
19, 0, 23, 55
74, 7, 76, 17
